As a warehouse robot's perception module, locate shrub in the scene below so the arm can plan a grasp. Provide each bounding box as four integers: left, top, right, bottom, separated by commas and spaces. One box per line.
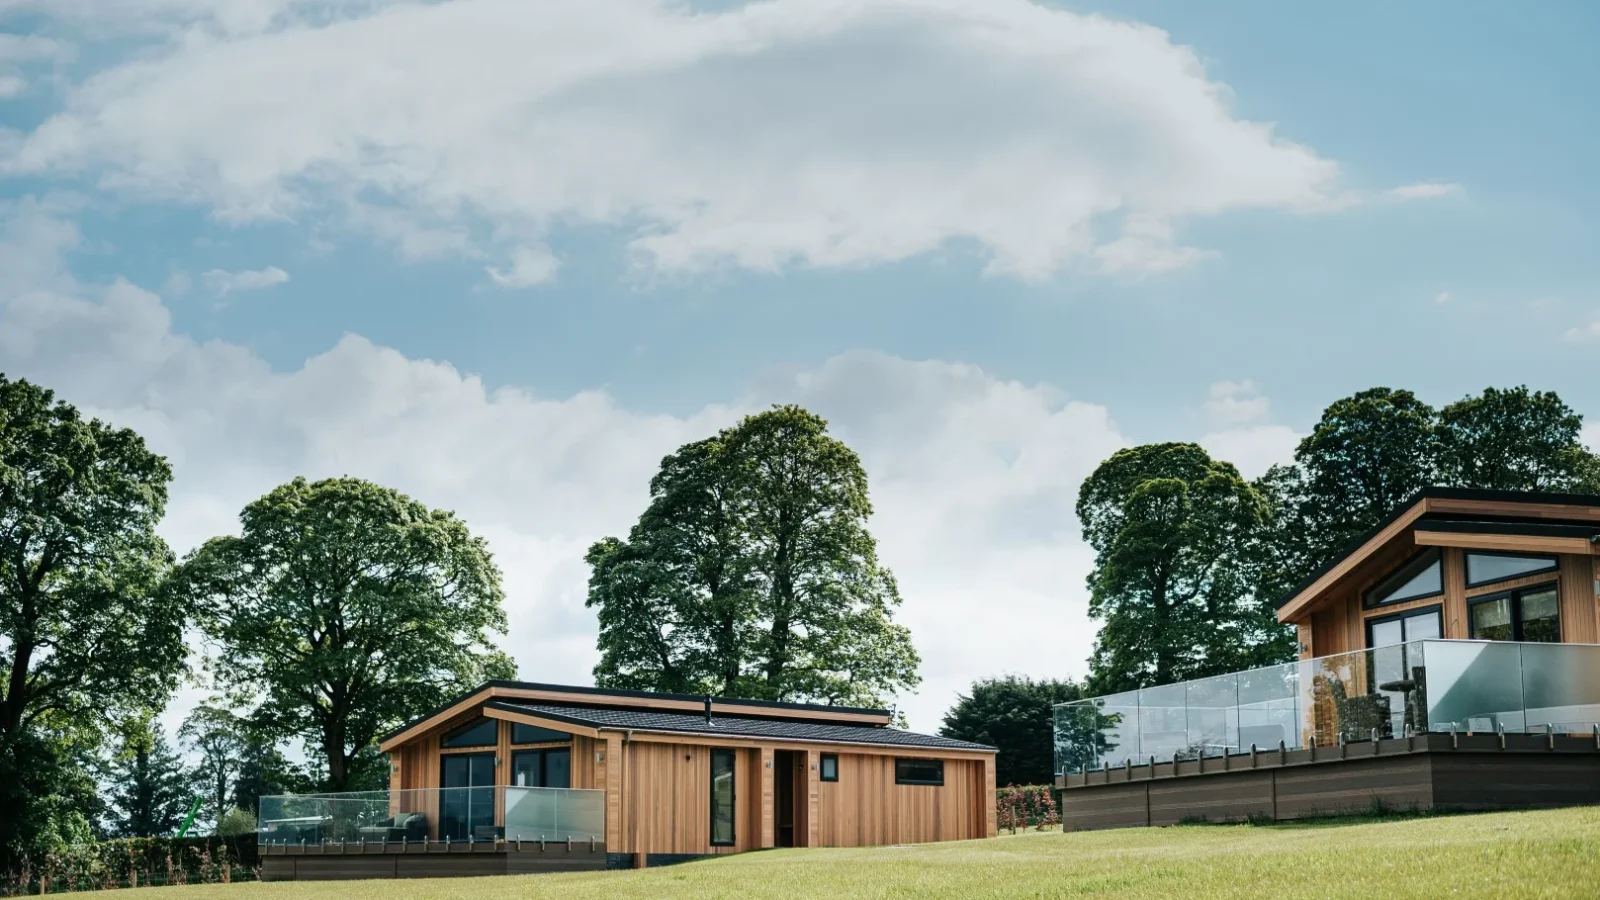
216, 808, 257, 837
996, 785, 1060, 834
0, 834, 258, 896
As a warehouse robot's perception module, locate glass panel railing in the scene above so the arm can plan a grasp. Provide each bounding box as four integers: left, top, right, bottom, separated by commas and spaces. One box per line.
1054, 639, 1600, 777
258, 786, 605, 846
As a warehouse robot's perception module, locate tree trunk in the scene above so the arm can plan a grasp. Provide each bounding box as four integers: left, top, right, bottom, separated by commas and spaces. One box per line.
322, 717, 347, 791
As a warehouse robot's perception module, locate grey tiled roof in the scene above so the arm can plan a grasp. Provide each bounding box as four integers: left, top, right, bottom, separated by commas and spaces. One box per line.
488, 701, 994, 752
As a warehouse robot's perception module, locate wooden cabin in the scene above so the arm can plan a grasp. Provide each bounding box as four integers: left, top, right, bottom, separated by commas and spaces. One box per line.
1277, 487, 1600, 656
367, 681, 996, 869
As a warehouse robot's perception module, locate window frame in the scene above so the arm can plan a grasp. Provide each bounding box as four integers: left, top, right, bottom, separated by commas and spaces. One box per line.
894, 758, 944, 787
511, 722, 571, 744
1362, 548, 1444, 609
1364, 603, 1443, 649
709, 748, 736, 846
819, 753, 839, 783
509, 747, 572, 788
440, 716, 499, 749
1468, 582, 1561, 643
1463, 550, 1559, 589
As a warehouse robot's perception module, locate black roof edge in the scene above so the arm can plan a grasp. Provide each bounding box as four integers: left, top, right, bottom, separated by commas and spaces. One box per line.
1413, 519, 1600, 538
380, 680, 892, 743
486, 700, 998, 751
1275, 487, 1600, 611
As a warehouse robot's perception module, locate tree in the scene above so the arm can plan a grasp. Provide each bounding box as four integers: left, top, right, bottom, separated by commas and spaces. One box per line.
175, 477, 516, 791
587, 405, 920, 707
1077, 443, 1286, 694
231, 727, 307, 814
1435, 386, 1600, 492
939, 676, 1082, 786
178, 704, 244, 825
215, 807, 257, 837
102, 723, 194, 838
0, 375, 186, 868
0, 374, 186, 742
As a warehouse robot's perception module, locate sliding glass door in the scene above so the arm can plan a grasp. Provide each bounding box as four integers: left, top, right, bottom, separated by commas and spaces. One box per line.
440, 753, 495, 840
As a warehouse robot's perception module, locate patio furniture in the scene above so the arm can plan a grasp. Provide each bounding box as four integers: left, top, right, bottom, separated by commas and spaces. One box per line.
356, 812, 428, 842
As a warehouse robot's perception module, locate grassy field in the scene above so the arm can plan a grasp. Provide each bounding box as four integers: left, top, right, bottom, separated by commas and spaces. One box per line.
154, 808, 1599, 900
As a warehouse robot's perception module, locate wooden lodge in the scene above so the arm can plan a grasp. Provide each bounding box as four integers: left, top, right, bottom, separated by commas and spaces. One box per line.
1055, 488, 1600, 829
261, 682, 996, 879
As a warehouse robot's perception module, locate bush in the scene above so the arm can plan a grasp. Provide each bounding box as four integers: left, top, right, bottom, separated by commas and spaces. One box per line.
215, 808, 257, 838
996, 785, 1059, 834
0, 834, 259, 896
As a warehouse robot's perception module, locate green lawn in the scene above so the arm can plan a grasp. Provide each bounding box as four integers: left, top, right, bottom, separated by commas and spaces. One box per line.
165, 808, 1600, 900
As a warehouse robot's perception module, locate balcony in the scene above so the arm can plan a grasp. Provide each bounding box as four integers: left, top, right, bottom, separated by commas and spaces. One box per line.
258, 786, 605, 846
1053, 638, 1600, 775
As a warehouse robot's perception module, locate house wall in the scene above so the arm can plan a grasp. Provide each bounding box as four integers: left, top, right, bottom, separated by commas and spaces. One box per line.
815, 753, 988, 847
1296, 543, 1600, 658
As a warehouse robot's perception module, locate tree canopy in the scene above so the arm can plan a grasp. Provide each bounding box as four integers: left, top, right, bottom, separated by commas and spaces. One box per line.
0, 374, 186, 743
101, 723, 194, 839
939, 676, 1082, 787
586, 405, 919, 708
175, 476, 516, 790
1077, 443, 1287, 694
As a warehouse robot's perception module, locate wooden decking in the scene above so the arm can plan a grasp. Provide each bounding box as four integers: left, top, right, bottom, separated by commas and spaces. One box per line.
260, 838, 610, 880
1056, 732, 1600, 830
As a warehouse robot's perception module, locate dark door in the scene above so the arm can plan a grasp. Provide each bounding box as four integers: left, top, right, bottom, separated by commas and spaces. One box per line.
440, 753, 495, 840
774, 750, 796, 847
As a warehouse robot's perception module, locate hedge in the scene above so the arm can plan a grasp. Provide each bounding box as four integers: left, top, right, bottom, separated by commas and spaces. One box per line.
996, 784, 1060, 833
1, 835, 258, 896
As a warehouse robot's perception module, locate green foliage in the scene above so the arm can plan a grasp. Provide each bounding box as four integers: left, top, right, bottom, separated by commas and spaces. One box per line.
174, 476, 516, 790
213, 809, 257, 838
0, 730, 99, 871
995, 785, 1059, 833
2, 834, 259, 895
230, 727, 309, 814
587, 405, 919, 707
0, 374, 185, 738
178, 705, 244, 827
940, 677, 1081, 787
1077, 443, 1288, 694
0, 374, 186, 869
1434, 386, 1600, 492
102, 724, 194, 839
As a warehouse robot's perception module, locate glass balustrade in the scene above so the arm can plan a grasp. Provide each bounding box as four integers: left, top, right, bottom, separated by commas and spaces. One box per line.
258, 785, 605, 845
1053, 639, 1600, 775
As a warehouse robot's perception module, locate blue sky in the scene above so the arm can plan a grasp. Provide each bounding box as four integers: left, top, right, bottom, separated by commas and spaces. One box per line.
1, 0, 1596, 731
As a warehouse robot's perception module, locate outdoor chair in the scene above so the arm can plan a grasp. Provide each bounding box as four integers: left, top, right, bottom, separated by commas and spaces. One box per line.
356, 812, 427, 842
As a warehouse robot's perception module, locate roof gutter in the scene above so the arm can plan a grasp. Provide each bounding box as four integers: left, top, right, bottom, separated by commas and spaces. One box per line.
586, 724, 994, 754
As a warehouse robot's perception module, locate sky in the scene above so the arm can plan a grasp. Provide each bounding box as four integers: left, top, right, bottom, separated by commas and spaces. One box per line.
1, 0, 1597, 737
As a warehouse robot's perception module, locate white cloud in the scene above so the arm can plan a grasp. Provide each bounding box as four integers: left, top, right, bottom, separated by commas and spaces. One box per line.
1564, 318, 1600, 343
1203, 379, 1270, 427
0, 199, 1126, 734
1385, 182, 1461, 201
485, 245, 560, 288
200, 265, 289, 296
1198, 424, 1299, 480
7, 0, 1391, 283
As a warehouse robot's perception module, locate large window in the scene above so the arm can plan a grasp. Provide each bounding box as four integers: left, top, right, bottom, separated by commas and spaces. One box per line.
511, 748, 571, 788
894, 758, 944, 786
1470, 585, 1560, 643
441, 717, 498, 748
710, 749, 736, 846
440, 753, 495, 839
1366, 605, 1442, 649
1465, 552, 1558, 588
1364, 549, 1443, 608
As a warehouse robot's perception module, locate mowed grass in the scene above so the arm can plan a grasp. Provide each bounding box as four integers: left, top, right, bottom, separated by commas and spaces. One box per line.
150, 807, 1600, 900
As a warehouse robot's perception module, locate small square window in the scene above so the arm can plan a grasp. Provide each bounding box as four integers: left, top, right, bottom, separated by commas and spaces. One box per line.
820, 754, 838, 782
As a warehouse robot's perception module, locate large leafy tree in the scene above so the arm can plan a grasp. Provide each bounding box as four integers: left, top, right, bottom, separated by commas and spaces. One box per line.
939, 676, 1082, 787
1435, 386, 1600, 492
176, 477, 516, 791
0, 375, 185, 867
587, 405, 919, 708
102, 723, 194, 838
0, 374, 186, 742
1077, 443, 1285, 694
